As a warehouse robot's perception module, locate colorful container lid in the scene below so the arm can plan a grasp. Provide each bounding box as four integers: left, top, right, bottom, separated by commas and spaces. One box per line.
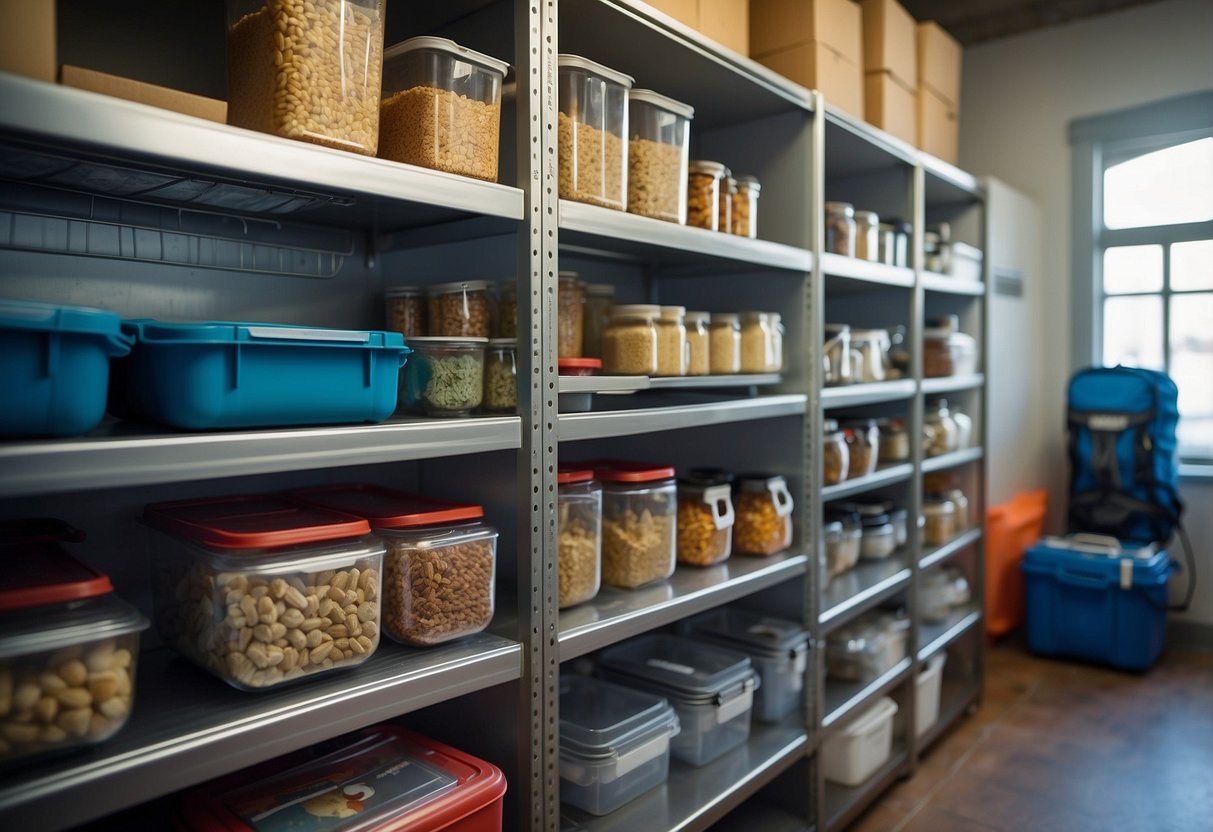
557, 466, 595, 485
559, 674, 679, 762
0, 298, 131, 354
122, 319, 406, 350
558, 358, 601, 374
0, 522, 110, 613
143, 495, 371, 549
290, 484, 484, 529
590, 460, 676, 484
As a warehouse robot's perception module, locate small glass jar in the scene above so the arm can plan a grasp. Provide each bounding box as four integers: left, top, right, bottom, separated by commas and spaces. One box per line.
823, 323, 852, 386
732, 175, 760, 238
676, 479, 735, 567
687, 161, 725, 230
656, 305, 688, 376
875, 418, 909, 462
483, 338, 517, 412
733, 474, 794, 556
924, 398, 961, 457
685, 311, 711, 376
384, 286, 425, 338
718, 172, 736, 236
558, 467, 603, 608
431, 280, 492, 337
825, 202, 856, 257
495, 281, 517, 337
740, 311, 779, 373
876, 223, 896, 266
922, 495, 958, 546
850, 328, 891, 383
948, 488, 970, 533
823, 509, 862, 579
923, 316, 978, 378
823, 419, 850, 486
854, 210, 880, 261
708, 313, 741, 374
842, 419, 880, 479
558, 272, 586, 358
602, 304, 660, 375
888, 507, 909, 547
859, 513, 897, 559
582, 283, 615, 359
402, 336, 487, 416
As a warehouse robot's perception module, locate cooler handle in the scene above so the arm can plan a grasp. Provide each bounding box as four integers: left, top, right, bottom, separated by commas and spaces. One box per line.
1055, 566, 1109, 589
245, 326, 371, 343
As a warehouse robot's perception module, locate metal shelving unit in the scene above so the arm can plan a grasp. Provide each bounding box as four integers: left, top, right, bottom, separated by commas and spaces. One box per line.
921, 446, 986, 473
558, 393, 807, 441
821, 463, 916, 501
918, 606, 983, 661
819, 555, 913, 634
920, 528, 984, 571
822, 744, 909, 832
921, 373, 985, 394
821, 379, 917, 409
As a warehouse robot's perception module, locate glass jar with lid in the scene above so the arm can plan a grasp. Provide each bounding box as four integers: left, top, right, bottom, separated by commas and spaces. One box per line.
740, 311, 779, 373
593, 460, 677, 588
708, 313, 741, 374
823, 508, 862, 578
687, 161, 725, 230
558, 271, 586, 358
875, 417, 909, 462
823, 419, 850, 486
823, 323, 852, 386
494, 280, 517, 337
656, 305, 688, 376
718, 170, 736, 235
431, 280, 492, 337
676, 477, 735, 567
849, 328, 891, 383
859, 513, 896, 559
876, 223, 896, 266
825, 201, 856, 256
732, 175, 760, 238
483, 338, 517, 412
854, 210, 880, 261
842, 419, 880, 479
952, 405, 973, 449
558, 466, 603, 608
602, 304, 660, 375
923, 398, 961, 457
923, 315, 978, 377
922, 494, 958, 546
925, 473, 970, 534
384, 286, 425, 338
582, 283, 615, 359
685, 311, 711, 376
769, 312, 785, 372
733, 474, 794, 556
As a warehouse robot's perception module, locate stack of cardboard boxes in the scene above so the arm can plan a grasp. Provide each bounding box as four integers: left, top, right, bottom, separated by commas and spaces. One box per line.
860, 0, 917, 147
646, 0, 752, 58
915, 20, 962, 163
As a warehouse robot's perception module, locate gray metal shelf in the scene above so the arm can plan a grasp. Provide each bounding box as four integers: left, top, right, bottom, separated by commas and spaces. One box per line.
821, 463, 915, 501
823, 744, 909, 832
710, 800, 814, 832
918, 676, 980, 754
819, 554, 913, 634
922, 155, 983, 206
648, 373, 783, 390
0, 635, 522, 830
558, 553, 809, 661
821, 379, 917, 409
918, 606, 983, 661
823, 105, 919, 175
921, 373, 986, 395
558, 394, 807, 442
920, 528, 984, 571
921, 446, 986, 474
920, 272, 985, 296
822, 659, 913, 731
0, 415, 523, 498
820, 252, 915, 289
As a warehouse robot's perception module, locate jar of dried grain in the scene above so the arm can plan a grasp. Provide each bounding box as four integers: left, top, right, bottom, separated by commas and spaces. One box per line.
602, 304, 659, 375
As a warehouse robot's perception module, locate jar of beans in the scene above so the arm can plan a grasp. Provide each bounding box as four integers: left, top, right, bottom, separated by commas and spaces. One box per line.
384, 286, 425, 338
431, 280, 492, 337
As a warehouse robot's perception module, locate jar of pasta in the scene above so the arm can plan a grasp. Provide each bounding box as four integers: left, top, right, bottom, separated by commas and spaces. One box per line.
558, 466, 602, 608
854, 210, 879, 261
732, 175, 760, 238
687, 161, 725, 230
676, 478, 734, 567
733, 474, 794, 556
718, 172, 736, 235
842, 419, 879, 479
558, 272, 585, 358
709, 313, 741, 374
656, 306, 688, 376
685, 311, 710, 376
602, 304, 659, 375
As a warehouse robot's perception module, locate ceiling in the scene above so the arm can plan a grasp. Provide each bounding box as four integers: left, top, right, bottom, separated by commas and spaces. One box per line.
899, 0, 1167, 44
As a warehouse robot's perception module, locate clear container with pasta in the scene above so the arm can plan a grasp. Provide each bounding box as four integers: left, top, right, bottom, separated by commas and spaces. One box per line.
732, 175, 760, 238
593, 461, 677, 588
740, 311, 780, 373
558, 272, 586, 358
627, 90, 694, 223
558, 467, 602, 608
718, 172, 736, 235
687, 161, 725, 230
733, 474, 794, 556
558, 55, 633, 210
709, 313, 741, 374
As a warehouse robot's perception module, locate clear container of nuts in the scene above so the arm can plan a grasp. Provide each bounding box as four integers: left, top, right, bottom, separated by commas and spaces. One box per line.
558, 272, 586, 358
825, 201, 856, 257
582, 283, 615, 359
0, 519, 148, 765
709, 313, 741, 375
401, 336, 487, 416
687, 161, 726, 230
384, 286, 425, 338
732, 175, 760, 238
558, 55, 634, 210
431, 280, 492, 337
685, 311, 710, 376
558, 467, 602, 609
289, 485, 496, 647
602, 304, 659, 375
823, 419, 850, 486
718, 170, 735, 236
495, 281, 518, 337
842, 419, 880, 479
677, 477, 735, 567
225, 0, 384, 155
854, 210, 880, 261
627, 89, 694, 224
144, 496, 384, 691
740, 311, 780, 373
593, 460, 677, 589
483, 338, 517, 412
656, 305, 688, 377
733, 474, 794, 556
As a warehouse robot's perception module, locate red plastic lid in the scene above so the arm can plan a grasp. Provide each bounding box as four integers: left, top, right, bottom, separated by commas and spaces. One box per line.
590, 459, 676, 483
557, 466, 595, 485
143, 495, 370, 550
0, 543, 112, 612
289, 484, 484, 529
558, 357, 602, 373
0, 517, 86, 546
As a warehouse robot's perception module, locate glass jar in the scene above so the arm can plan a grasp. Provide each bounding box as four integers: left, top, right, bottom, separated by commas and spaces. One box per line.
823, 323, 852, 386
627, 89, 694, 224
685, 311, 711, 376
733, 474, 794, 556
718, 171, 735, 236
593, 461, 677, 588
402, 336, 487, 416
876, 223, 896, 266
888, 507, 909, 547
384, 286, 425, 338
949, 488, 970, 533
769, 312, 785, 372
823, 419, 850, 486
740, 311, 779, 373
656, 306, 688, 376
708, 313, 741, 374
849, 328, 891, 383
558, 272, 586, 358
923, 315, 978, 377
676, 479, 735, 567
823, 509, 862, 579
495, 281, 517, 337
952, 405, 974, 449
842, 419, 880, 479
582, 283, 615, 359
922, 495, 958, 546
558, 467, 603, 608
687, 161, 725, 230
732, 175, 760, 238
875, 418, 909, 462
825, 201, 856, 257
431, 280, 492, 337
558, 55, 633, 210
859, 513, 897, 559
924, 398, 961, 457
602, 304, 659, 375
483, 338, 517, 412
854, 210, 880, 261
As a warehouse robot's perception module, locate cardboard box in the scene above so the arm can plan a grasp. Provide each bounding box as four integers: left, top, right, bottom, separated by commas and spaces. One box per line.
859, 0, 916, 87
755, 40, 863, 118
865, 70, 916, 145
917, 85, 958, 164
649, 0, 750, 56
750, 0, 861, 65
60, 66, 227, 124
0, 3, 56, 82
917, 20, 961, 106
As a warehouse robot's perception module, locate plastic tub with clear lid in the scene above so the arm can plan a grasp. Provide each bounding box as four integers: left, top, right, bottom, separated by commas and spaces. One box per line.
732, 175, 760, 237
385, 286, 426, 338
582, 283, 615, 359
430, 280, 492, 337
598, 634, 758, 766
676, 477, 735, 567
402, 336, 487, 416
823, 419, 850, 486
854, 210, 880, 261
559, 673, 680, 815
602, 304, 659, 375
144, 495, 384, 690
923, 316, 978, 377
859, 513, 897, 560
823, 323, 852, 386
558, 55, 633, 210
592, 460, 677, 588
708, 313, 741, 374
378, 37, 508, 181
842, 419, 880, 479
740, 311, 780, 373
826, 611, 909, 682
687, 161, 725, 230
683, 607, 807, 723
825, 201, 856, 256
557, 271, 586, 358
733, 474, 794, 556
627, 89, 694, 223
921, 494, 958, 546
482, 338, 517, 412
558, 467, 602, 609
656, 306, 688, 376
684, 311, 710, 376
850, 328, 891, 383
288, 485, 496, 647
0, 519, 148, 765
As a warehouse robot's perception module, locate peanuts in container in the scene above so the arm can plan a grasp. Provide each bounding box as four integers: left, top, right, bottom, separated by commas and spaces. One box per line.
687, 161, 725, 230
494, 281, 517, 338
676, 478, 735, 567
558, 468, 603, 609
708, 313, 741, 375
732, 175, 760, 238
558, 55, 633, 210
822, 696, 898, 786
602, 304, 659, 375
733, 474, 794, 556
384, 286, 426, 338
684, 311, 711, 376
582, 283, 615, 359
144, 496, 384, 690
559, 674, 679, 816
853, 210, 880, 261
842, 419, 880, 479
718, 170, 735, 236
0, 519, 148, 765
402, 336, 487, 416
740, 311, 780, 373
558, 272, 586, 358
859, 514, 897, 559
225, 0, 384, 156
592, 460, 677, 589
826, 611, 909, 682
825, 201, 856, 256
823, 323, 852, 386
922, 495, 958, 546
483, 338, 517, 412
431, 280, 492, 337
823, 419, 850, 486
656, 306, 688, 376
627, 89, 694, 224
598, 634, 758, 766
378, 37, 508, 182
288, 485, 496, 647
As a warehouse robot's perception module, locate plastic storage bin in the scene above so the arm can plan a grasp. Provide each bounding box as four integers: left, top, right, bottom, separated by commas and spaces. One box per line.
598, 634, 758, 766
733, 474, 794, 556
145, 495, 384, 690
821, 696, 898, 786
0, 519, 148, 765
1, 299, 132, 437
378, 37, 508, 182
676, 478, 734, 567
558, 467, 603, 609
593, 460, 677, 588
951, 241, 983, 282
115, 320, 408, 430
915, 652, 947, 737
178, 725, 506, 831
289, 485, 497, 647
826, 612, 909, 682
626, 90, 693, 223
559, 674, 680, 816
1023, 535, 1171, 671
558, 55, 633, 210
986, 489, 1048, 638
403, 336, 487, 416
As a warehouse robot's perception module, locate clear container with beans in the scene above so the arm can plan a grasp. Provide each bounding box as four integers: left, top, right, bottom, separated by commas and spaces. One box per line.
0, 519, 148, 764
144, 496, 384, 690
825, 202, 856, 257
430, 280, 492, 337
558, 468, 602, 609
718, 171, 735, 236
740, 311, 780, 373
593, 461, 677, 589
854, 210, 880, 261
582, 283, 615, 359
558, 55, 633, 210
823, 324, 852, 386
558, 272, 586, 358
384, 286, 425, 338
924, 398, 961, 457
922, 495, 958, 546
823, 419, 850, 486
656, 305, 688, 376
225, 0, 384, 155
288, 486, 496, 647
495, 281, 518, 338
732, 175, 760, 238
875, 418, 909, 463
402, 336, 486, 416
709, 313, 741, 374
483, 338, 517, 412
733, 474, 794, 556
627, 90, 694, 224
842, 419, 880, 479
685, 311, 710, 376
677, 478, 735, 567
602, 304, 659, 375
687, 161, 725, 230
378, 37, 508, 181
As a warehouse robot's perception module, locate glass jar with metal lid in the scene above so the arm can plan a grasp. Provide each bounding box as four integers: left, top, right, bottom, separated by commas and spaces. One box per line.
825, 201, 856, 256
732, 175, 760, 238
602, 304, 659, 375
709, 313, 741, 374
687, 160, 726, 230
558, 271, 586, 358
854, 210, 880, 261
875, 417, 909, 462
582, 283, 615, 359
656, 305, 688, 376
740, 311, 779, 373
823, 419, 850, 486
558, 466, 603, 608
685, 310, 711, 376
733, 474, 794, 556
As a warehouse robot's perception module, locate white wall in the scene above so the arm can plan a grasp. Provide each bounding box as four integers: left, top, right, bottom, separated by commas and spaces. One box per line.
958, 0, 1213, 629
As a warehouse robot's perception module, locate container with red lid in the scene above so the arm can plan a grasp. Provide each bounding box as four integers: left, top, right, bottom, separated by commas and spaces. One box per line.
288, 485, 497, 647
0, 519, 148, 765
178, 725, 506, 831
557, 466, 602, 609
143, 495, 385, 691
590, 461, 677, 589
558, 358, 602, 376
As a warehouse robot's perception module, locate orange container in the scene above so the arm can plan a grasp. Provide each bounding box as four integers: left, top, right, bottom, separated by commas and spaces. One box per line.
985, 490, 1048, 638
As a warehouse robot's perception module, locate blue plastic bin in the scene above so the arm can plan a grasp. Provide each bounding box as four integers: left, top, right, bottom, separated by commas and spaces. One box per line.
1022, 534, 1171, 671
1, 299, 132, 437
115, 320, 409, 430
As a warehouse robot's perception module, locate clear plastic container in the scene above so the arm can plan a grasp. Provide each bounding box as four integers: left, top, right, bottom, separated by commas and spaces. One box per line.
558, 55, 633, 210
602, 304, 659, 375
226, 0, 384, 155
627, 90, 694, 223
402, 336, 487, 416
854, 210, 880, 261
0, 519, 148, 765
144, 496, 384, 690
656, 305, 688, 376
483, 338, 517, 412
850, 329, 891, 383
770, 312, 785, 372
687, 161, 725, 230
924, 398, 961, 457
825, 201, 856, 256
676, 479, 735, 567
740, 311, 779, 373
431, 280, 492, 337
718, 172, 736, 236
559, 674, 679, 816
598, 634, 758, 766
384, 286, 425, 338
733, 474, 794, 556
826, 612, 909, 682
708, 313, 741, 375
921, 567, 971, 623
876, 223, 896, 266
823, 517, 861, 580
922, 495, 958, 546
378, 37, 508, 181
558, 272, 586, 358
288, 485, 497, 647
582, 283, 615, 359
859, 514, 897, 560
594, 461, 677, 588
684, 311, 710, 376
842, 419, 880, 479
889, 508, 909, 548
923, 316, 978, 377
495, 281, 517, 338
923, 475, 970, 533
558, 468, 603, 609
875, 418, 909, 463
823, 419, 850, 486
733, 176, 760, 238
823, 324, 852, 386
822, 696, 898, 786
952, 405, 974, 450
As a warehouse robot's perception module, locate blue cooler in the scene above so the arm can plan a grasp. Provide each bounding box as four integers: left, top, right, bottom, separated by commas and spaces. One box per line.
1022, 534, 1172, 671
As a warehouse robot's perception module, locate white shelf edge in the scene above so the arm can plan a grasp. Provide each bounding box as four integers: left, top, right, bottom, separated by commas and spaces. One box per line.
821, 463, 915, 501
920, 272, 985, 295
921, 374, 985, 395
921, 446, 985, 474
558, 394, 807, 442
821, 252, 915, 287
918, 608, 982, 661
821, 379, 917, 409
920, 528, 984, 571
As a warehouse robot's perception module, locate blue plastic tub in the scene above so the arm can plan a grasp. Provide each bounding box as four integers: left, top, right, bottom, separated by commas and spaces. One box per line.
115, 320, 409, 430
1022, 534, 1171, 671
0, 299, 132, 437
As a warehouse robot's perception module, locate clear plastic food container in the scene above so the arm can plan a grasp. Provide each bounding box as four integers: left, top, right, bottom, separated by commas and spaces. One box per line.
875, 418, 909, 462
685, 311, 710, 376
676, 478, 735, 567
483, 338, 517, 412
431, 280, 492, 337
687, 161, 725, 230
656, 306, 688, 377
826, 612, 909, 682
558, 272, 586, 359
226, 0, 384, 155
859, 514, 897, 560
592, 461, 677, 588
602, 304, 659, 376
923, 317, 978, 377
494, 281, 517, 338
0, 519, 148, 765
842, 419, 880, 480
825, 201, 856, 256
144, 496, 384, 690
378, 37, 508, 181
733, 474, 794, 556
402, 336, 487, 416
559, 674, 679, 816
823, 323, 852, 387
924, 398, 961, 457
598, 634, 758, 766
823, 517, 861, 580
708, 313, 741, 375
582, 283, 615, 359
627, 90, 694, 223
850, 329, 891, 383
740, 311, 780, 373
558, 468, 603, 609
922, 495, 958, 546
732, 175, 760, 238
558, 55, 633, 210
854, 210, 880, 261
289, 485, 497, 647
823, 420, 850, 486
385, 286, 425, 338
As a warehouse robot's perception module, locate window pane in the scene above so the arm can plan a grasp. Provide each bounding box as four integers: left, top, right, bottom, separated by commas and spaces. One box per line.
1172, 239, 1213, 291
1103, 245, 1162, 293
1103, 295, 1163, 369
1171, 293, 1213, 460
1103, 137, 1213, 230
